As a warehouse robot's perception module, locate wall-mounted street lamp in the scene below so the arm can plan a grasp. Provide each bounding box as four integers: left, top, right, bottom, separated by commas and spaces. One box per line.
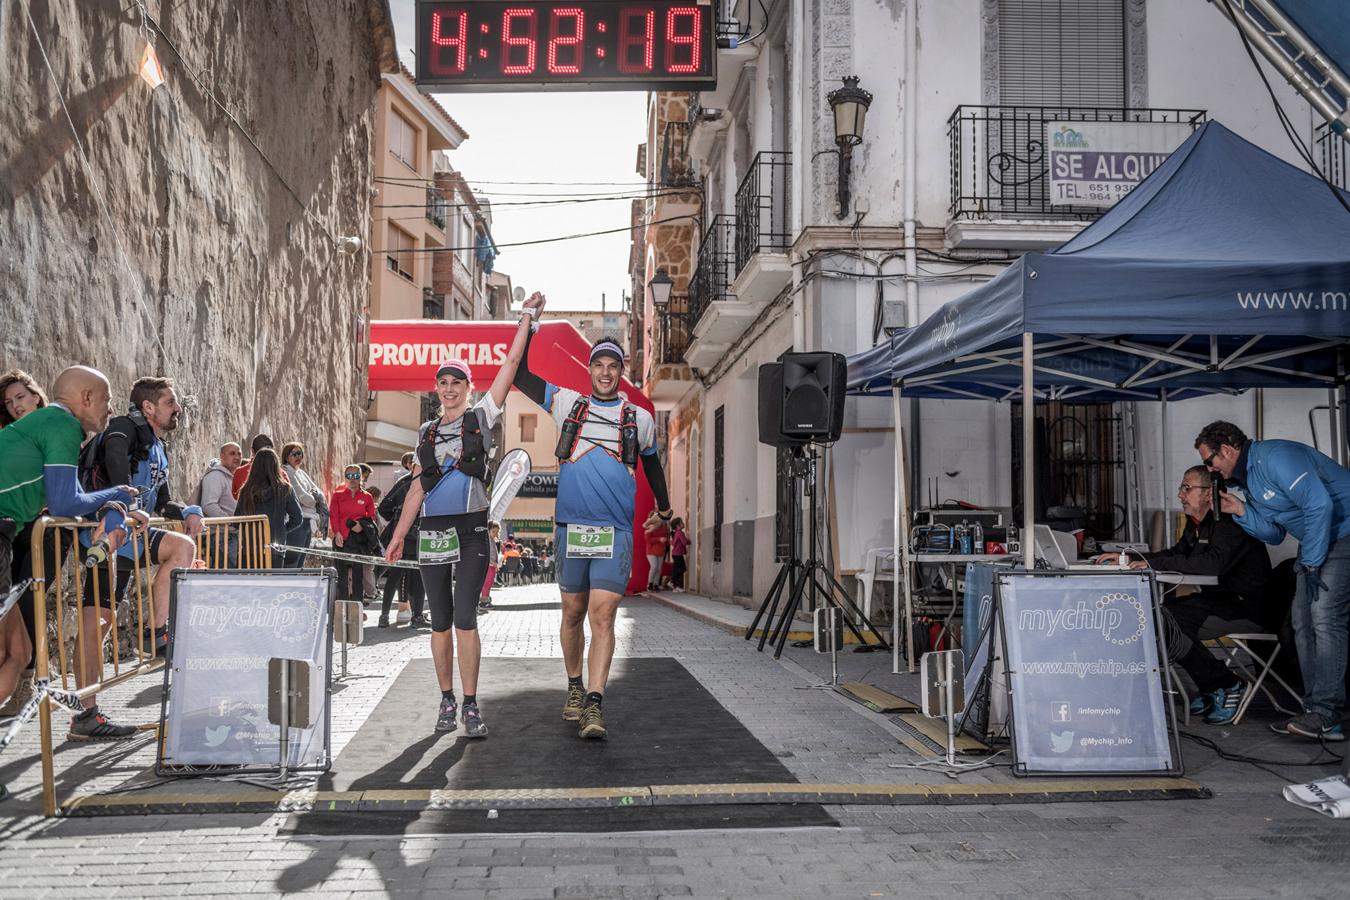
648, 268, 674, 309
826, 75, 873, 218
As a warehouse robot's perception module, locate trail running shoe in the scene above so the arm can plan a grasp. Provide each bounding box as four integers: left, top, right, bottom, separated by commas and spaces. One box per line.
435, 697, 458, 733
0, 672, 35, 717
562, 685, 586, 721
1285, 711, 1346, 742
1188, 692, 1213, 718
462, 704, 488, 738
1204, 681, 1247, 725
410, 615, 429, 629
578, 703, 607, 740
377, 615, 390, 628
68, 708, 137, 742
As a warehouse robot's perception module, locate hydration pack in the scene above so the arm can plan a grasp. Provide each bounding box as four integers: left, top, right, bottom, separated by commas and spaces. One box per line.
78, 411, 156, 492
555, 397, 638, 467
417, 407, 492, 495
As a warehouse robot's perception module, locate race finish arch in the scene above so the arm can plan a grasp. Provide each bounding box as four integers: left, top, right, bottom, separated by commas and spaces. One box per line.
369, 319, 659, 595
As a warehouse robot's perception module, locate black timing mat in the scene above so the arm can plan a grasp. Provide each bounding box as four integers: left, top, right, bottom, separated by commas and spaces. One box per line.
286, 657, 836, 834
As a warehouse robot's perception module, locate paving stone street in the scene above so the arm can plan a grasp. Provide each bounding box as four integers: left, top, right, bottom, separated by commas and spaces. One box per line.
1, 583, 1347, 899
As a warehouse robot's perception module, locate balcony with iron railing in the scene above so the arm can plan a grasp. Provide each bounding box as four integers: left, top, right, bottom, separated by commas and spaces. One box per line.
660, 121, 698, 188
426, 186, 448, 230
1315, 121, 1348, 191
734, 150, 791, 273
946, 105, 1205, 248
685, 214, 752, 369
647, 302, 695, 403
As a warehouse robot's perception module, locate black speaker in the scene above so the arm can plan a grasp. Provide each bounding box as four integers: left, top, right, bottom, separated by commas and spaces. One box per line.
780, 352, 846, 441
758, 362, 803, 447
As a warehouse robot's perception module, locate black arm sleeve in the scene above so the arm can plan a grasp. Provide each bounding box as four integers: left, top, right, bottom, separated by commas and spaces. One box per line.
512, 327, 548, 405
100, 427, 134, 487
640, 452, 671, 512
155, 477, 188, 520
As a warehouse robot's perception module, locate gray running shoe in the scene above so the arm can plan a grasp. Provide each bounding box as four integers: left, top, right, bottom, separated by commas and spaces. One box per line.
462, 703, 488, 738
578, 703, 607, 740
435, 697, 458, 733
562, 684, 586, 721
1285, 711, 1346, 742
68, 708, 137, 742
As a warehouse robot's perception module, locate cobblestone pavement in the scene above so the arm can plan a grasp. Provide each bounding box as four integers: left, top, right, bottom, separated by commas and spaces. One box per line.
0, 583, 1347, 898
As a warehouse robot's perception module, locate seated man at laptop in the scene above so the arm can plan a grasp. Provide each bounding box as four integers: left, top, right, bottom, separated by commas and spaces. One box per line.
1097, 464, 1275, 722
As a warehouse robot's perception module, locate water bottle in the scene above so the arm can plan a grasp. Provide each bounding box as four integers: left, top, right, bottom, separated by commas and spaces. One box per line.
958, 525, 972, 555
971, 522, 984, 555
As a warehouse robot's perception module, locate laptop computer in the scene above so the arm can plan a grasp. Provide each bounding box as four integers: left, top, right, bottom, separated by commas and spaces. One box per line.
1034, 524, 1112, 571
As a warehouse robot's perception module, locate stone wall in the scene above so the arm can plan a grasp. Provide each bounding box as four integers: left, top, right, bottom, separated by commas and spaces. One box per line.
0, 0, 396, 498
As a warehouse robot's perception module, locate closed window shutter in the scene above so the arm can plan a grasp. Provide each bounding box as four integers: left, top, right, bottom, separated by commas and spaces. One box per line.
999, 0, 1125, 106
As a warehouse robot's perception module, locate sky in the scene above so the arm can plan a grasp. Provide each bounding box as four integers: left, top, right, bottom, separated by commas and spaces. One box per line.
388, 0, 649, 313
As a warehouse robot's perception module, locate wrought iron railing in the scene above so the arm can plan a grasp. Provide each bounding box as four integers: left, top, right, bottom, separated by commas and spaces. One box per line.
426, 186, 448, 229
735, 150, 791, 273
422, 287, 445, 319
947, 105, 1206, 222
688, 215, 736, 327
1315, 121, 1348, 191
660, 121, 698, 188
655, 308, 692, 365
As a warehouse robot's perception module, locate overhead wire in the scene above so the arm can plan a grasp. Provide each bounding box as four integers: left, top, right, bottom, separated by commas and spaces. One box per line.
375, 213, 699, 254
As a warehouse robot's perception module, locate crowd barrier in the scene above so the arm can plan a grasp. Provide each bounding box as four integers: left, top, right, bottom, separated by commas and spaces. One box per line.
26, 513, 271, 816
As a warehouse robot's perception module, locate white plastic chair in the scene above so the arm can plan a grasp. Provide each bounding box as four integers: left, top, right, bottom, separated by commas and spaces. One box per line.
855, 548, 899, 621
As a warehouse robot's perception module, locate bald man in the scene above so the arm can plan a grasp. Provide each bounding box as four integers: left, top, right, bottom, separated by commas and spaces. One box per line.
0, 367, 143, 744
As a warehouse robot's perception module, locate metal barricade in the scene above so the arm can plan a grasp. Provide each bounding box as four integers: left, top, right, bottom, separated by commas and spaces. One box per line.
28, 513, 271, 815
187, 515, 273, 569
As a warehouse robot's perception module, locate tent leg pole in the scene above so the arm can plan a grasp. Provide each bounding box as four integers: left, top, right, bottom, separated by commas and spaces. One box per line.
1022, 334, 1035, 570
1160, 388, 1170, 537
893, 386, 915, 673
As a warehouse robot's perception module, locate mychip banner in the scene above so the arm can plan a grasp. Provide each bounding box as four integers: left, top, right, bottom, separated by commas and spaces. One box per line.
159, 570, 333, 772
1046, 121, 1193, 208
997, 571, 1179, 775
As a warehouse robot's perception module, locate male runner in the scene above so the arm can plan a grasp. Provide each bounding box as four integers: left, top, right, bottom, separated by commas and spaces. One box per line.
514, 334, 673, 739
0, 366, 143, 742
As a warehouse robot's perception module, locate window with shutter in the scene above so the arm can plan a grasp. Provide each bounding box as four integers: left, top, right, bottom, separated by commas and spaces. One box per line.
998, 0, 1125, 107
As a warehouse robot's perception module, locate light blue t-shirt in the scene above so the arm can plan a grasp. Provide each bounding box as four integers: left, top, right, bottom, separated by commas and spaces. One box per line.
543, 385, 656, 532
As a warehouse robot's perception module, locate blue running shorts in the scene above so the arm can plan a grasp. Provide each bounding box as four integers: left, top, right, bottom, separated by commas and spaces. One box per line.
554, 526, 633, 596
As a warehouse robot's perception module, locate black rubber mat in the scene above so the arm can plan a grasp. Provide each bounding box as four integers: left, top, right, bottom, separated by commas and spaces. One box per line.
289, 657, 836, 833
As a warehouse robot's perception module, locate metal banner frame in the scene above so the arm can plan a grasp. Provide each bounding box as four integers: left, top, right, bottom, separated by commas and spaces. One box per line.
995, 569, 1183, 778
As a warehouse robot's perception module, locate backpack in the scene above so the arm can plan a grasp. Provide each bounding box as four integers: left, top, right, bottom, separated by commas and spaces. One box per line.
78, 412, 156, 492
416, 407, 497, 496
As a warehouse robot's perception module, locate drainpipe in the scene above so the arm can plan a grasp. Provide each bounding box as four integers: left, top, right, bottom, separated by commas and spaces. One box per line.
902, 0, 919, 330
791, 0, 807, 350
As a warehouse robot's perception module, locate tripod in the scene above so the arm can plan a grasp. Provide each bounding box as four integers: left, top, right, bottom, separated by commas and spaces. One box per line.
745, 444, 890, 659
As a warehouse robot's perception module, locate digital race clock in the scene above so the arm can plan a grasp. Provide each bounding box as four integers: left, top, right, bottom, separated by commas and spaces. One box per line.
415, 0, 717, 90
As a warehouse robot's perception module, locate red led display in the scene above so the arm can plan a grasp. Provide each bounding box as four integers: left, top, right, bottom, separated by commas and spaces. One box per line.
416, 0, 716, 90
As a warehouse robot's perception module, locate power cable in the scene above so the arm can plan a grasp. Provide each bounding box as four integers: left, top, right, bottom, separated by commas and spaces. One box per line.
375, 213, 698, 254
1180, 730, 1342, 782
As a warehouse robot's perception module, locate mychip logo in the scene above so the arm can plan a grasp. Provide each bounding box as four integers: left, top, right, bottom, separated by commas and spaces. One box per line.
1052, 126, 1089, 149
1018, 593, 1147, 646
187, 591, 320, 644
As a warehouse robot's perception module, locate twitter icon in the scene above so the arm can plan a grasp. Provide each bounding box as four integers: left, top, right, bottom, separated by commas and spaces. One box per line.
1050, 730, 1075, 753
204, 725, 230, 747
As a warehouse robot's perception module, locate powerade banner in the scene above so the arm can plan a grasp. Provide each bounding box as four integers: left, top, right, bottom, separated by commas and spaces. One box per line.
997, 571, 1178, 774
160, 571, 332, 769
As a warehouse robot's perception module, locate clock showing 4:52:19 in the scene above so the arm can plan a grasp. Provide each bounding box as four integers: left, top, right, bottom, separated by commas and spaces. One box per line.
415, 0, 718, 90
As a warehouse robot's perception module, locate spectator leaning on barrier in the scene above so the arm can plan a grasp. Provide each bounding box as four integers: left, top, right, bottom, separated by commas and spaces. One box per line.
1198, 420, 1350, 742
236, 448, 301, 569
231, 433, 273, 499
80, 377, 200, 676
0, 366, 144, 747
198, 442, 241, 518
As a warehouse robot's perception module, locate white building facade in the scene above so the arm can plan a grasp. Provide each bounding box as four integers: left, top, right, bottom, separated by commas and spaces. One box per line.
631, 0, 1343, 602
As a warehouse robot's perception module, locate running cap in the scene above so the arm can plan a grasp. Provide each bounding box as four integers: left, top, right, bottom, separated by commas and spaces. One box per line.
435, 359, 472, 382
589, 340, 624, 365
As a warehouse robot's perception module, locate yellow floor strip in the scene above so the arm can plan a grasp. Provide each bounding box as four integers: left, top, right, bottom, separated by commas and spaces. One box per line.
61, 778, 1207, 814
838, 682, 920, 713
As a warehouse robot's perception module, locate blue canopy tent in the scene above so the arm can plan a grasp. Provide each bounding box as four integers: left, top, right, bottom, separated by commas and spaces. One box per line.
846, 121, 1350, 671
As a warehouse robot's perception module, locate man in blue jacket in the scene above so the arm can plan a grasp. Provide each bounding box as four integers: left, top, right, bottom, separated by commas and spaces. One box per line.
1197, 420, 1350, 742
